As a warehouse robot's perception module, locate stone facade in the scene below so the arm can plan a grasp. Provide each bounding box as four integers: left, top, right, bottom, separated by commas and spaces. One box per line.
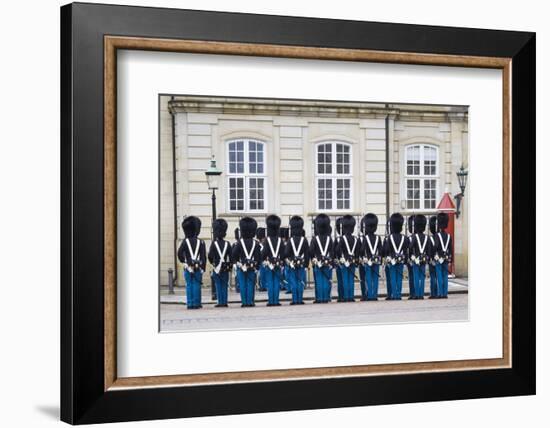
159, 96, 469, 285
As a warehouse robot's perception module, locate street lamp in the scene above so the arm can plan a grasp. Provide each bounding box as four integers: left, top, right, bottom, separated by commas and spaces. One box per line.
454, 164, 468, 219
205, 155, 223, 300
205, 155, 223, 219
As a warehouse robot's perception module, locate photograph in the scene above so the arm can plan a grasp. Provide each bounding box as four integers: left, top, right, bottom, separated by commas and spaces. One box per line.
159, 95, 470, 332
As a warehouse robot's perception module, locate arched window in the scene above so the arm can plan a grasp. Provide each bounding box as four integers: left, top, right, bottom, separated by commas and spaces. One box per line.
405, 144, 438, 209
315, 142, 352, 211
226, 139, 266, 212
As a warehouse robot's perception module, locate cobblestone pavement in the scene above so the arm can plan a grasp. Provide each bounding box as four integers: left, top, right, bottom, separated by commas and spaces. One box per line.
161, 293, 468, 332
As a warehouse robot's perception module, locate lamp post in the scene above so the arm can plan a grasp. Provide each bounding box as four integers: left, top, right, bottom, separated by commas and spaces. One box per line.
205, 155, 223, 300
454, 165, 468, 219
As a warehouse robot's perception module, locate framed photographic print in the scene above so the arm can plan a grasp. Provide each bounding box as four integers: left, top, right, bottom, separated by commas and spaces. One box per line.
61, 2, 536, 424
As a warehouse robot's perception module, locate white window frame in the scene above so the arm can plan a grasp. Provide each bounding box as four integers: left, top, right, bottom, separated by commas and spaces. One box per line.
404, 144, 440, 211
315, 141, 353, 212
226, 138, 268, 213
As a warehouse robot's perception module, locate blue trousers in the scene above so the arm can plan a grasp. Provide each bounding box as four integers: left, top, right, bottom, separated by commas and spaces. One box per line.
429, 264, 438, 297
212, 271, 229, 305
435, 262, 449, 297
387, 263, 404, 299
385, 265, 391, 298
412, 264, 426, 298
365, 264, 380, 300
258, 265, 268, 291
336, 267, 344, 300
359, 265, 367, 299
234, 270, 240, 293
338, 265, 356, 301
237, 269, 256, 305
281, 267, 291, 293
184, 270, 202, 308
264, 268, 281, 305
287, 267, 306, 304
313, 266, 332, 302
407, 264, 415, 298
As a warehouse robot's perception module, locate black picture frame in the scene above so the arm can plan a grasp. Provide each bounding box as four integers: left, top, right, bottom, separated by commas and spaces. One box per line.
61, 2, 535, 424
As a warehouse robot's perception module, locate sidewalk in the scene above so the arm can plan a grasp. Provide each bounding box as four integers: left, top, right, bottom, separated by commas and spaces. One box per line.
161, 277, 468, 305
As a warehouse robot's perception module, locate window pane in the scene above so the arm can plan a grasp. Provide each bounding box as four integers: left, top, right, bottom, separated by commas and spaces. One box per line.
228, 177, 245, 212
317, 144, 332, 174
318, 178, 332, 210
424, 179, 436, 209
248, 141, 264, 176
406, 179, 420, 209
336, 178, 351, 211
423, 146, 437, 176
336, 144, 351, 176
229, 141, 245, 174
248, 177, 265, 211
406, 146, 420, 176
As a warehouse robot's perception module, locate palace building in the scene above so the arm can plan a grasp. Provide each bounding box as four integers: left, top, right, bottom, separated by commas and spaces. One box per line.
159, 96, 469, 285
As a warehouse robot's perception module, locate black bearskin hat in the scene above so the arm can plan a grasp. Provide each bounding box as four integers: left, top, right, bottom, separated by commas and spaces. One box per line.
266, 214, 281, 237
363, 213, 378, 234
407, 215, 415, 234
414, 214, 427, 233
182, 216, 201, 238
289, 216, 304, 237
212, 218, 228, 239
314, 214, 331, 236
256, 227, 266, 240
389, 213, 404, 234
239, 217, 257, 239
341, 214, 356, 235
335, 217, 343, 235
437, 212, 449, 230
429, 216, 438, 234
234, 227, 240, 240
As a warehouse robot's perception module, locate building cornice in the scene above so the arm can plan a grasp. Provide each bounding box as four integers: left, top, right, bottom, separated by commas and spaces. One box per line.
168, 96, 468, 122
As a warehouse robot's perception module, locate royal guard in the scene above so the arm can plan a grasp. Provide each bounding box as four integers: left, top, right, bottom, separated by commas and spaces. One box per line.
406, 215, 416, 299
409, 214, 429, 300
284, 216, 309, 305
310, 214, 334, 303
336, 215, 360, 302
383, 213, 409, 300
232, 227, 241, 293
279, 227, 291, 293
358, 217, 367, 301
231, 217, 261, 307
334, 217, 345, 302
207, 218, 232, 307
361, 213, 382, 301
383, 219, 391, 298
434, 212, 453, 298
177, 216, 206, 309
261, 215, 285, 306
427, 216, 439, 298
256, 227, 267, 291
